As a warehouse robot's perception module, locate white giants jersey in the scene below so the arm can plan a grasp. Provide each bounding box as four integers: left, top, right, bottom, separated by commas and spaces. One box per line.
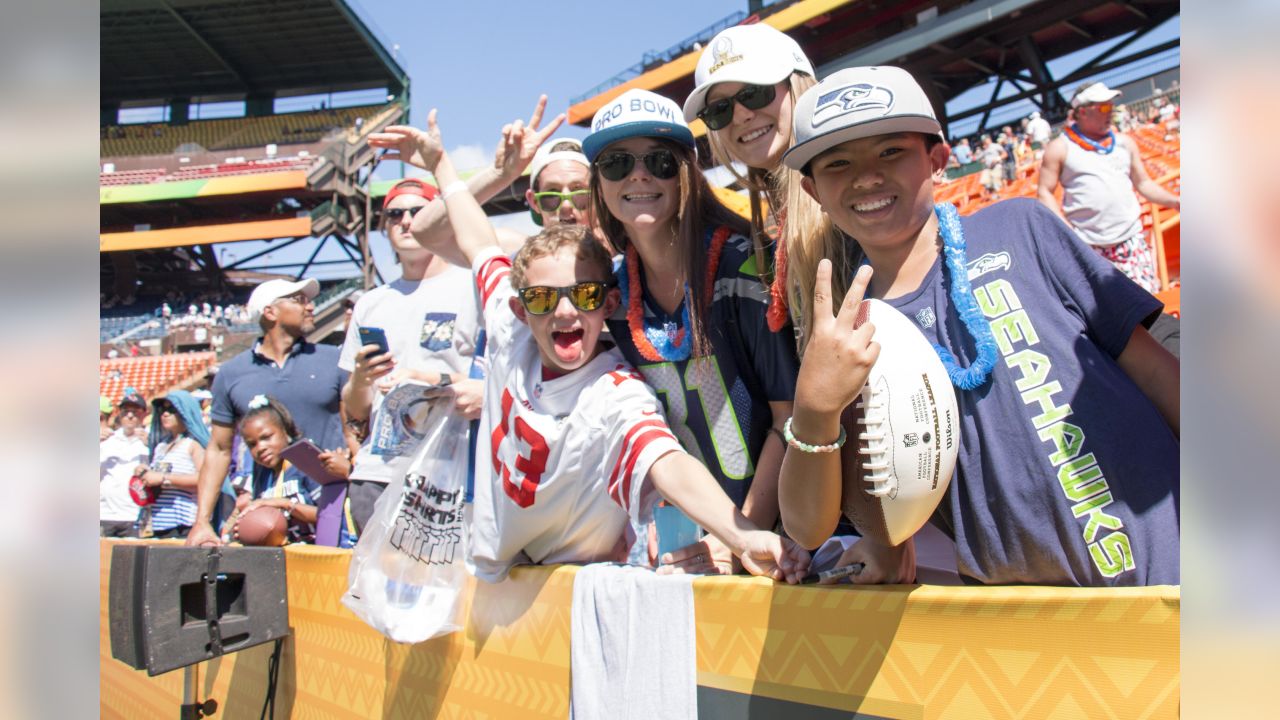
469, 249, 682, 582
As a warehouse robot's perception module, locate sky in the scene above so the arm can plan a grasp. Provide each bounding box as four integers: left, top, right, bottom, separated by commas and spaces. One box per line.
222, 0, 1179, 282
230, 0, 748, 280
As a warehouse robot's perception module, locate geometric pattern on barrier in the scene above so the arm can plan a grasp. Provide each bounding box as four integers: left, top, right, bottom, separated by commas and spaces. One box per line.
101, 541, 1178, 719
693, 577, 1180, 719
100, 541, 573, 719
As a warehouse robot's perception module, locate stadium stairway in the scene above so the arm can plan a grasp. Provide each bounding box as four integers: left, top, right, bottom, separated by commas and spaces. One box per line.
307, 280, 362, 344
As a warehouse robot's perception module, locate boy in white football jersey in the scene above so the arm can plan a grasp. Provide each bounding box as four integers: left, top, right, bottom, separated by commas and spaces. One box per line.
376, 111, 809, 583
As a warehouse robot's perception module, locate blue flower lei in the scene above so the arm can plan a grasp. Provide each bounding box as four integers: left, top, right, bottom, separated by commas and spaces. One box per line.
617, 254, 692, 362
931, 203, 999, 389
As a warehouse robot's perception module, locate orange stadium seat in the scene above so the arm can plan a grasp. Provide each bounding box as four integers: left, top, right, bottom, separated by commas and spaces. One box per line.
99, 352, 217, 405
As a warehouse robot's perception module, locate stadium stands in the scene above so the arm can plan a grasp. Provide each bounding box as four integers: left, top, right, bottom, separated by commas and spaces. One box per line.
99, 314, 153, 343
933, 122, 1181, 292
101, 103, 391, 158
99, 352, 217, 405
99, 157, 316, 187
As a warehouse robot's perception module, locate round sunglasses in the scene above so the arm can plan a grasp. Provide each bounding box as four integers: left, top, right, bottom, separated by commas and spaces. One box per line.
595, 149, 679, 182
697, 83, 778, 131
517, 281, 613, 315
533, 189, 591, 213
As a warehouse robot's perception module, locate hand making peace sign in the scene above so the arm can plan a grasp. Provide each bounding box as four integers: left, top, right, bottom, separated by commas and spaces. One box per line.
794, 261, 881, 417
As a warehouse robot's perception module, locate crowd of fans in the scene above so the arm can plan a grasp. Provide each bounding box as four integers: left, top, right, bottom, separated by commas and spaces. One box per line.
101, 30, 1180, 590
943, 84, 1179, 202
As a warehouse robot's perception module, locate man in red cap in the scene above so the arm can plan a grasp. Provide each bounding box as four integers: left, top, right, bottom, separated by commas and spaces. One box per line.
337, 176, 484, 534
369, 96, 570, 258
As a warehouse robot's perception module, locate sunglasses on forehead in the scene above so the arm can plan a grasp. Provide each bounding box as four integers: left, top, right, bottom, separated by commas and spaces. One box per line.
595, 149, 679, 182
517, 281, 614, 315
533, 189, 591, 213
697, 83, 778, 131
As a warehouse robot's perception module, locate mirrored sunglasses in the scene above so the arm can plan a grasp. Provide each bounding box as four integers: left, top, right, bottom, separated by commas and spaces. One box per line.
595, 149, 679, 182
698, 83, 778, 131
517, 281, 613, 315
533, 189, 591, 213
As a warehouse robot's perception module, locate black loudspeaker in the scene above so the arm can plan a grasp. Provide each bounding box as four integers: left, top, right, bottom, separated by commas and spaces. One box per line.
109, 545, 290, 676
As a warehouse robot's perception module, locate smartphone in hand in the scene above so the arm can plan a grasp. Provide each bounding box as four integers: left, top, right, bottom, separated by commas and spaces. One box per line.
358, 326, 391, 356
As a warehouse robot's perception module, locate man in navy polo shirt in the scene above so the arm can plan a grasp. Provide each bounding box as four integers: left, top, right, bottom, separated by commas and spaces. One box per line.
186, 277, 348, 547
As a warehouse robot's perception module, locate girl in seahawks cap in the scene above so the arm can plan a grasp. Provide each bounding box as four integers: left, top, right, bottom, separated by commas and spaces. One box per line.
583, 89, 800, 575
682, 23, 843, 344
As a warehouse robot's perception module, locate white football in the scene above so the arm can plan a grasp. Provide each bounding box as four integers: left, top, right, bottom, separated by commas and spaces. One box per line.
840, 299, 960, 547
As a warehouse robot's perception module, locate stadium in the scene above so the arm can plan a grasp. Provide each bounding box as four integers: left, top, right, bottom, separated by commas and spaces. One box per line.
100, 1, 1181, 717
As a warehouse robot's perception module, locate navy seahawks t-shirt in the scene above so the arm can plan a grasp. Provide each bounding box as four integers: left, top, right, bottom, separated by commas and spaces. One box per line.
884, 199, 1179, 586
607, 229, 800, 508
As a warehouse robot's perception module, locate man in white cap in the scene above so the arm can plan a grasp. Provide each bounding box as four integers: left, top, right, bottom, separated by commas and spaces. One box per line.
185, 276, 349, 547
100, 389, 150, 537
1037, 80, 1181, 293
522, 138, 592, 229
1025, 111, 1051, 151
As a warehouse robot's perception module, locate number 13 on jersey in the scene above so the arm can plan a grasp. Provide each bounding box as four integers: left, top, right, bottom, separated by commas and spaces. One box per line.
490, 388, 549, 508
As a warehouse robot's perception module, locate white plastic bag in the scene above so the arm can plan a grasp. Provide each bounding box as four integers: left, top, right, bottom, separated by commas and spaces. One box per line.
341, 403, 470, 643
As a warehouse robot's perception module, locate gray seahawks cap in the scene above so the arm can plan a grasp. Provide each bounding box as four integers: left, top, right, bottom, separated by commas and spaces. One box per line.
783, 66, 942, 171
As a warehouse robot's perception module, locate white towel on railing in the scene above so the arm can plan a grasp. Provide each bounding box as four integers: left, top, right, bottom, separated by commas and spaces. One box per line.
570, 563, 697, 720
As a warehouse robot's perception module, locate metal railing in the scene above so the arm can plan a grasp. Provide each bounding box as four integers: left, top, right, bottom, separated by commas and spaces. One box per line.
570, 10, 750, 104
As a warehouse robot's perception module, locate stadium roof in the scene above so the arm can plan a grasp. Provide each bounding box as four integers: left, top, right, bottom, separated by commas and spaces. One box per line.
101, 0, 408, 105
568, 0, 1179, 133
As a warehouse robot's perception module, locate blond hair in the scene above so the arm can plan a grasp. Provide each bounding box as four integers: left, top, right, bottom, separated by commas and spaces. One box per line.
510, 224, 614, 289
705, 73, 815, 284
704, 72, 850, 353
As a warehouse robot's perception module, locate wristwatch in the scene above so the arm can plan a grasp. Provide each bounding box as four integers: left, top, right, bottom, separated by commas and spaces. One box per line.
437, 372, 453, 388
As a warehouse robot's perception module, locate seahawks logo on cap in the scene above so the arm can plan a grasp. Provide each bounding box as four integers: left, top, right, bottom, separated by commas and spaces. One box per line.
811, 83, 894, 128
708, 36, 743, 74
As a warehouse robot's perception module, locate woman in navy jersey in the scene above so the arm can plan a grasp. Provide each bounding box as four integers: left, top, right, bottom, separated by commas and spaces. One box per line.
582, 89, 800, 573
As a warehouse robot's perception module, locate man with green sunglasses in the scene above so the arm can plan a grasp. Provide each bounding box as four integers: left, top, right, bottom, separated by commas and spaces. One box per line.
525, 137, 592, 228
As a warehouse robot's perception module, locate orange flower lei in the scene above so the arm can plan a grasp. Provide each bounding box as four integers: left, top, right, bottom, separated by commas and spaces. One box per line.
766, 208, 789, 332
624, 226, 731, 362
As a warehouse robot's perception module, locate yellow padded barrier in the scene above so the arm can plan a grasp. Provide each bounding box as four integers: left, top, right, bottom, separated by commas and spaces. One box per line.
100, 540, 1178, 719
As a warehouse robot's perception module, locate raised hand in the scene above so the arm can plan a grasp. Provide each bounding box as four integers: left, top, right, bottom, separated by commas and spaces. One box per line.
492, 94, 566, 181
368, 108, 446, 172
794, 261, 880, 417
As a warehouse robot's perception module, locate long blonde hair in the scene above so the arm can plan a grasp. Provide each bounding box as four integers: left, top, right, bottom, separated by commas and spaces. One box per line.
705, 72, 852, 353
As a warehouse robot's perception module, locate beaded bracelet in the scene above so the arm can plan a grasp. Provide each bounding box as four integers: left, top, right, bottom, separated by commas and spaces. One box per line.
439, 180, 469, 200
782, 417, 847, 454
